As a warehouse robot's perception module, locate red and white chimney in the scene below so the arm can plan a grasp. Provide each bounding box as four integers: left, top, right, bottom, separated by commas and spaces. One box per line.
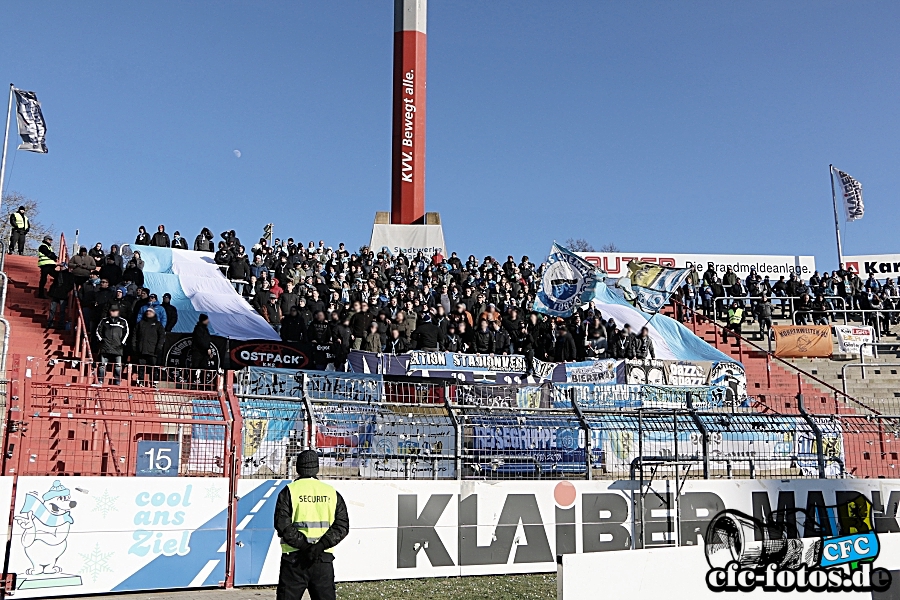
390, 0, 427, 225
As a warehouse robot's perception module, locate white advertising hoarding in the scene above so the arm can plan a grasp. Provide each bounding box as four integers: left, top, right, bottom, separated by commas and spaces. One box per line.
578, 252, 816, 279
370, 223, 447, 258
843, 254, 900, 278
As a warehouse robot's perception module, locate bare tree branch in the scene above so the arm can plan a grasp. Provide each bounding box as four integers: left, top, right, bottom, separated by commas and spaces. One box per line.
0, 191, 57, 254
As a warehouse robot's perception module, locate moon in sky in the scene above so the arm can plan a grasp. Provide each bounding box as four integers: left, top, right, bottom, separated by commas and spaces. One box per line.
233, 149, 242, 158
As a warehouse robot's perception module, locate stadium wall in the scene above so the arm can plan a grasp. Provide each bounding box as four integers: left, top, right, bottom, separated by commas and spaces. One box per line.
7, 477, 900, 594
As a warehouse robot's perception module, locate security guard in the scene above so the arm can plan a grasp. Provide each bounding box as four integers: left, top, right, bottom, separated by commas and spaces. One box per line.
9, 205, 29, 255
37, 235, 58, 298
274, 450, 349, 600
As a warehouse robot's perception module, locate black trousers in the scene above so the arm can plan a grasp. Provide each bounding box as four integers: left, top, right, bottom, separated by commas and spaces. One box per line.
10, 229, 26, 254
276, 553, 335, 600
39, 264, 55, 294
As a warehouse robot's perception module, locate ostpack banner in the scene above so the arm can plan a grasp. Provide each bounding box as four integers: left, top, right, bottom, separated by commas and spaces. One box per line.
578, 251, 815, 279
773, 325, 833, 358
835, 325, 875, 357
370, 223, 447, 258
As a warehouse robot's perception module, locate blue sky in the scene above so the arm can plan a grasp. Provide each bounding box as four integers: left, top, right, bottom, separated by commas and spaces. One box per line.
1, 1, 898, 268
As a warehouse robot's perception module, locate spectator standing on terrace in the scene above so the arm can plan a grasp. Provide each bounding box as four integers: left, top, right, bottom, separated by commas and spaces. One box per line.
8, 205, 29, 255
635, 327, 655, 359
387, 327, 409, 354
514, 322, 535, 371
490, 319, 511, 355
37, 235, 57, 298
89, 242, 105, 263
228, 246, 252, 295
411, 312, 441, 351
554, 324, 578, 362
724, 301, 743, 343
137, 293, 168, 328
362, 321, 382, 352
281, 307, 305, 343
194, 228, 214, 252
722, 266, 738, 287
47, 264, 73, 329
160, 293, 178, 332
262, 293, 282, 332
473, 320, 493, 353
151, 225, 170, 247
191, 314, 213, 371
133, 305, 166, 372
585, 328, 607, 359
135, 226, 151, 246
275, 450, 349, 600
171, 231, 188, 250
96, 305, 129, 385
755, 295, 774, 339
107, 244, 124, 271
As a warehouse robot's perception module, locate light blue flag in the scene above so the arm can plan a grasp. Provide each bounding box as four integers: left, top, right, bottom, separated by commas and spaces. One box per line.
616, 260, 692, 313
533, 243, 606, 317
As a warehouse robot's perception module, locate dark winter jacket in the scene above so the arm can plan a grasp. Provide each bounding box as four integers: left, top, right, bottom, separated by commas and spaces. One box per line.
151, 231, 171, 247
134, 316, 166, 357
96, 316, 130, 356
411, 322, 442, 350
553, 332, 578, 362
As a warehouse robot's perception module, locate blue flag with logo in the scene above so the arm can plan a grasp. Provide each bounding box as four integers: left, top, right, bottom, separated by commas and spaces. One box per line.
533, 243, 605, 317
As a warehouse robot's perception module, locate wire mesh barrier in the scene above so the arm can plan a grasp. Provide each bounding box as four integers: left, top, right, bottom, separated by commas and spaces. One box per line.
3, 358, 900, 480
3, 357, 233, 477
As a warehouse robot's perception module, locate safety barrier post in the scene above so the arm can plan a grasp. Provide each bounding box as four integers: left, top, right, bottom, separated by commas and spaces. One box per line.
222, 370, 240, 589
685, 395, 709, 479
796, 393, 826, 479
300, 373, 316, 449
442, 382, 462, 480
570, 388, 592, 480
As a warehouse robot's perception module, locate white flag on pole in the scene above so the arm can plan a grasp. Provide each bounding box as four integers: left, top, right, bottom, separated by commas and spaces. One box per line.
833, 167, 863, 221
14, 89, 48, 154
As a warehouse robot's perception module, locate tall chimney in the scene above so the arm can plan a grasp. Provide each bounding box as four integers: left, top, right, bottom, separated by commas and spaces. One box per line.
390, 0, 427, 225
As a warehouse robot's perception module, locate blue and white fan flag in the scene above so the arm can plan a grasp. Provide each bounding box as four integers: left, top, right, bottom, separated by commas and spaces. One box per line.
533, 242, 605, 317
616, 260, 692, 314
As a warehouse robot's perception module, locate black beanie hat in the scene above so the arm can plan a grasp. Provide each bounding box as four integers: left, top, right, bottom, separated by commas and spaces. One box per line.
296, 449, 320, 478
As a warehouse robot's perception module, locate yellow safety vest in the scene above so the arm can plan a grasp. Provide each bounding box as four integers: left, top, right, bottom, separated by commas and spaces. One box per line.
38, 243, 55, 267
728, 308, 743, 325
11, 212, 28, 230
281, 478, 337, 554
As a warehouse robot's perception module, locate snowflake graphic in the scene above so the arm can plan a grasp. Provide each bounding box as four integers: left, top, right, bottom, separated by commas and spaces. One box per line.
204, 485, 223, 502
79, 544, 113, 582
92, 489, 119, 518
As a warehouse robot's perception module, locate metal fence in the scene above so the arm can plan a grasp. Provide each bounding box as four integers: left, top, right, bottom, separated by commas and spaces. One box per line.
5, 359, 899, 481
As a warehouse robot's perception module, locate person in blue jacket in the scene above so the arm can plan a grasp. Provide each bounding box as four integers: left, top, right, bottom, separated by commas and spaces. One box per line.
136, 293, 168, 328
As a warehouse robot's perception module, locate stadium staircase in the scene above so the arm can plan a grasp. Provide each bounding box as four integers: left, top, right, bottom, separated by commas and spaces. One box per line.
671, 306, 900, 478
2, 253, 81, 384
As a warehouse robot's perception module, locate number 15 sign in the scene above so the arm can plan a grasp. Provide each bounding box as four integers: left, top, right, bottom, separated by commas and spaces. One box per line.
136, 441, 181, 476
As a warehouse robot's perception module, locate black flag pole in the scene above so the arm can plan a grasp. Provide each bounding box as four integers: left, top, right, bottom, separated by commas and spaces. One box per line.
829, 164, 844, 269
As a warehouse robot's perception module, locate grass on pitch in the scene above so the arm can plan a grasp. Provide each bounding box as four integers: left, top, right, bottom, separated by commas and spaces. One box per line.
337, 574, 556, 600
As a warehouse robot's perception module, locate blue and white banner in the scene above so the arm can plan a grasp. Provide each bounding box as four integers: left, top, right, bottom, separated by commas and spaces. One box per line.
616, 260, 691, 314
135, 246, 279, 341
533, 243, 605, 317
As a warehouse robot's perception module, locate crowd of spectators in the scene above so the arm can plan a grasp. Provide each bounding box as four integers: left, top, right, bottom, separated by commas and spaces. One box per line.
34, 220, 898, 376
675, 263, 899, 337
